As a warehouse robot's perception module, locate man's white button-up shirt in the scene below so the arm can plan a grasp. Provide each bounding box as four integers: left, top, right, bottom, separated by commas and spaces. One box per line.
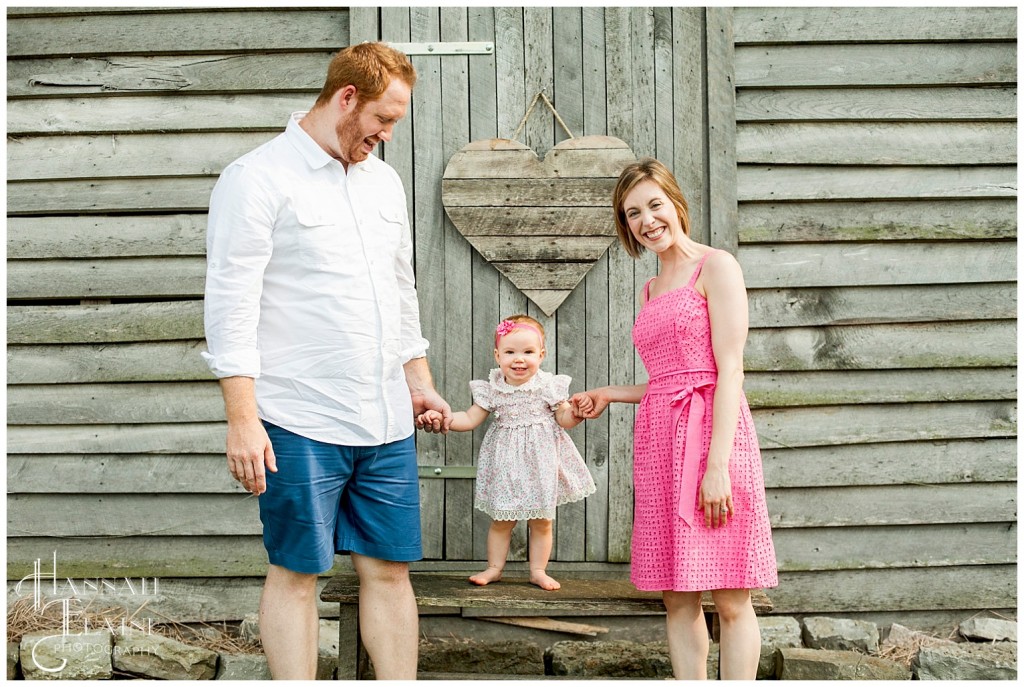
202, 112, 429, 445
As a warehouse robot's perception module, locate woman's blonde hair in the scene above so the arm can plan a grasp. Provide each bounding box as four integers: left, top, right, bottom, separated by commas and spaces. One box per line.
612, 158, 691, 258
314, 42, 417, 109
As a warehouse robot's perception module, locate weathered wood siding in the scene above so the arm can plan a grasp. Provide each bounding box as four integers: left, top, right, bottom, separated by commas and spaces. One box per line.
7, 6, 1016, 628
6, 6, 345, 584
730, 6, 1017, 622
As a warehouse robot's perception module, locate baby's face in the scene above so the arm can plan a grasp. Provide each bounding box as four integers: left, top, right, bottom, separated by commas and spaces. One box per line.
494, 328, 545, 386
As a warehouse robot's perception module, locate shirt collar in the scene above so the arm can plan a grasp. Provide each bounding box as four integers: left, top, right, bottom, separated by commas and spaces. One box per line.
285, 111, 374, 174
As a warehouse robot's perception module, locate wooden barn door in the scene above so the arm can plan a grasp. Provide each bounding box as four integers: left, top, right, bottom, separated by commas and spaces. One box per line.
349, 7, 726, 566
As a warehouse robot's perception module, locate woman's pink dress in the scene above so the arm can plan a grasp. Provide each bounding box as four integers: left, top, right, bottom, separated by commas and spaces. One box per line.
630, 250, 778, 592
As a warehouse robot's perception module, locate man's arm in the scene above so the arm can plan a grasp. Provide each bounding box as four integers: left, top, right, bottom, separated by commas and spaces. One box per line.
404, 356, 452, 433
219, 376, 277, 494
203, 163, 277, 493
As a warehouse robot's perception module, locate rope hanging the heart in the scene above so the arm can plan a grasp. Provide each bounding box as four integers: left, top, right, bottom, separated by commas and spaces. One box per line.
511, 90, 575, 142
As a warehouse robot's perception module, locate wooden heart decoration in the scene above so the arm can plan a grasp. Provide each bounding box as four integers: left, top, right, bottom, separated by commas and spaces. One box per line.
441, 136, 637, 316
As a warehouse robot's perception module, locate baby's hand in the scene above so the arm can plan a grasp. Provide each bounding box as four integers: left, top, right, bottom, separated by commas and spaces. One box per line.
417, 409, 444, 430
570, 393, 594, 418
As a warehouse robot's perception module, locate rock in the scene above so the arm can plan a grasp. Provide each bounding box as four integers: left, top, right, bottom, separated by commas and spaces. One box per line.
113, 630, 218, 680
8, 642, 20, 680
317, 619, 340, 679
883, 623, 954, 650
879, 622, 955, 665
913, 641, 1017, 680
239, 613, 261, 644
216, 653, 271, 680
959, 617, 1017, 643
803, 616, 880, 654
420, 638, 544, 675
758, 616, 802, 678
707, 642, 720, 679
546, 640, 673, 678
20, 631, 114, 680
777, 647, 911, 680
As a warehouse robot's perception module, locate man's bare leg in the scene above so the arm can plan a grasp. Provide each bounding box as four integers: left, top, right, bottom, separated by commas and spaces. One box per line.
259, 564, 319, 679
351, 552, 419, 680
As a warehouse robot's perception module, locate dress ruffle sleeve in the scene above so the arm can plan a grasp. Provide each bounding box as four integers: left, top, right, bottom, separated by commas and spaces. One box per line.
541, 373, 573, 411
469, 379, 494, 411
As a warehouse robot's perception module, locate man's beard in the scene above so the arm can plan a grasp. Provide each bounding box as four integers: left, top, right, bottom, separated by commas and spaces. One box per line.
334, 104, 370, 163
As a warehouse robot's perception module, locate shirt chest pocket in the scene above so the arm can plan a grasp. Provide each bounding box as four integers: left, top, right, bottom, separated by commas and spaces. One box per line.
371, 206, 405, 255
293, 204, 351, 272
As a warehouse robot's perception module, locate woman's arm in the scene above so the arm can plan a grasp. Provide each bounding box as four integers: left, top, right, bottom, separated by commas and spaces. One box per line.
569, 383, 648, 419
700, 250, 749, 524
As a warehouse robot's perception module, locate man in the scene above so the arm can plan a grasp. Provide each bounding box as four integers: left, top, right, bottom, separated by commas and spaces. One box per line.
202, 42, 451, 679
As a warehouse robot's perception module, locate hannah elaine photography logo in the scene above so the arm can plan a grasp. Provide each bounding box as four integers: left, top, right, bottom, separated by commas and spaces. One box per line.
13, 552, 161, 674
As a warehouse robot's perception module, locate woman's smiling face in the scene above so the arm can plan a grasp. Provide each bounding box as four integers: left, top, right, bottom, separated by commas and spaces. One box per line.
622, 179, 684, 254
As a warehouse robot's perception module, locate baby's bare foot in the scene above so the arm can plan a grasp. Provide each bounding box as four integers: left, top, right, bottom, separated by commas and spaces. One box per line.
529, 569, 561, 591
469, 565, 503, 586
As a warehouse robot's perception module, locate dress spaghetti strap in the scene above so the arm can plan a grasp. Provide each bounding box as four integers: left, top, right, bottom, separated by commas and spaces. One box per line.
642, 277, 656, 305
687, 250, 716, 288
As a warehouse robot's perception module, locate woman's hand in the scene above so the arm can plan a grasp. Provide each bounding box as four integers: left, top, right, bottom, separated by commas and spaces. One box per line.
698, 464, 733, 529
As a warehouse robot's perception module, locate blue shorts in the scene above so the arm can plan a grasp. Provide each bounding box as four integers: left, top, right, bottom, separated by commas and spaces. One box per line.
258, 421, 422, 574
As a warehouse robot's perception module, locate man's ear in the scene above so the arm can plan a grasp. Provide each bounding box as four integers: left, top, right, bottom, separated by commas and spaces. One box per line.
335, 84, 359, 113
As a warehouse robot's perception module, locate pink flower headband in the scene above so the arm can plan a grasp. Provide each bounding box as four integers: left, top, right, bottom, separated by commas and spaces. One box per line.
495, 319, 544, 347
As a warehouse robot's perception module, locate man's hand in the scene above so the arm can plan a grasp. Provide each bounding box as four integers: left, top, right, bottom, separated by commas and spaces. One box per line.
226, 417, 277, 495
412, 388, 452, 434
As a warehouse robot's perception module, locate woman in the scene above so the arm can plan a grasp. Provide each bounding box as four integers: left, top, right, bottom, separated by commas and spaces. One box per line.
571, 158, 777, 679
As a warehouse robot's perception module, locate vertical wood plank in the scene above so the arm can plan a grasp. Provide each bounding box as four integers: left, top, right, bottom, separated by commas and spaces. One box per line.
604, 5, 637, 563
630, 6, 657, 159
523, 7, 558, 563
494, 6, 528, 559
552, 6, 587, 562
440, 6, 475, 561
380, 8, 414, 254
409, 6, 445, 559
348, 6, 379, 43
674, 8, 709, 246
581, 6, 611, 562
630, 6, 659, 373
523, 7, 556, 376
706, 7, 738, 254
467, 6, 501, 563
653, 6, 674, 165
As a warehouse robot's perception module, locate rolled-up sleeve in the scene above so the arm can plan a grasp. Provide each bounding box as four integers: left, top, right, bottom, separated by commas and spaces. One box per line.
201, 163, 277, 378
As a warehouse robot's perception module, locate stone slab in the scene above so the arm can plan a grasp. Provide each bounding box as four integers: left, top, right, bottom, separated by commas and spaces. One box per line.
20, 630, 114, 680
777, 647, 910, 680
914, 641, 1017, 680
113, 630, 217, 680
960, 617, 1017, 643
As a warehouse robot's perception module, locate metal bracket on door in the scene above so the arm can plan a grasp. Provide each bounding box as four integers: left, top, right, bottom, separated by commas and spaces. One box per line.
387, 41, 494, 56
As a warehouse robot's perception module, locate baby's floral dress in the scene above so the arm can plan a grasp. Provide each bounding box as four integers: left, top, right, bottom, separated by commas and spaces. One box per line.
470, 368, 596, 520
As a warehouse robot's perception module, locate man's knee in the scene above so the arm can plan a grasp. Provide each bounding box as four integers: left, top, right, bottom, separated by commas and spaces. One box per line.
352, 554, 412, 589
265, 564, 319, 601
